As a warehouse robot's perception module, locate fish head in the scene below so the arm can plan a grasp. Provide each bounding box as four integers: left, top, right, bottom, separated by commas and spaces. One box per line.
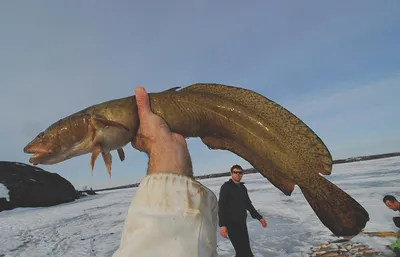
24, 114, 93, 165
24, 130, 57, 165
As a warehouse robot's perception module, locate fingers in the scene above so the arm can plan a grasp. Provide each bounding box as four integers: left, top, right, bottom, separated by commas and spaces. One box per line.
172, 133, 187, 146
135, 86, 152, 119
220, 227, 228, 238
260, 219, 267, 228
131, 133, 148, 153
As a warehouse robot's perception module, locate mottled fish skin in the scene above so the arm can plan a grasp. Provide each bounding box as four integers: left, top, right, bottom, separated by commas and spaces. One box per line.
23, 83, 369, 236
176, 84, 369, 236
180, 83, 333, 176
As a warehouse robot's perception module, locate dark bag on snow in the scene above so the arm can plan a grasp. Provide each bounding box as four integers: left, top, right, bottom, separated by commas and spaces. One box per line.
393, 217, 400, 228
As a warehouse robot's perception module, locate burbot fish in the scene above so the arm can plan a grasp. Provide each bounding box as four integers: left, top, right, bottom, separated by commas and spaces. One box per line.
23, 83, 369, 236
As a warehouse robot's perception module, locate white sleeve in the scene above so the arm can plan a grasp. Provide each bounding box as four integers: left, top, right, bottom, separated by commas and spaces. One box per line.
112, 173, 218, 257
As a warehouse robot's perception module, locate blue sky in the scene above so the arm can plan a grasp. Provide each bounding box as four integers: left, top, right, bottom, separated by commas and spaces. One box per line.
1, 1, 399, 190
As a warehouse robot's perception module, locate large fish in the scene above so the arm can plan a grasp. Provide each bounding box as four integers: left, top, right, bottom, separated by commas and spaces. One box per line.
23, 83, 369, 236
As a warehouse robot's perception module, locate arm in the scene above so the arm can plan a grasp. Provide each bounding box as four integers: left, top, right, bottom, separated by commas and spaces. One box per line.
218, 183, 229, 227
389, 236, 400, 250
244, 186, 263, 220
130, 87, 193, 177
113, 86, 218, 257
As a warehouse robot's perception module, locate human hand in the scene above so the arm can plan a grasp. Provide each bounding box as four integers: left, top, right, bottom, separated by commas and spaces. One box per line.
131, 86, 193, 177
260, 218, 267, 228
220, 226, 228, 238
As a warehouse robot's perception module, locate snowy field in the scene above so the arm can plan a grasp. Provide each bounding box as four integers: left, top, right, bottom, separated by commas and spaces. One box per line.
0, 156, 399, 257
0, 183, 10, 201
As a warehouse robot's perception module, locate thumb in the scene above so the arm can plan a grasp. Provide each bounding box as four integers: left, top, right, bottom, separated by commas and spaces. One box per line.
135, 86, 152, 119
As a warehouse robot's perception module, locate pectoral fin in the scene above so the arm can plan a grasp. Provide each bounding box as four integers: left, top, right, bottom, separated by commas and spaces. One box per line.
102, 151, 113, 178
91, 113, 130, 131
90, 145, 102, 176
117, 148, 125, 161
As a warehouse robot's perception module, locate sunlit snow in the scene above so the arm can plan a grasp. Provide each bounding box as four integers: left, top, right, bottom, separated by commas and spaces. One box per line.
0, 157, 399, 257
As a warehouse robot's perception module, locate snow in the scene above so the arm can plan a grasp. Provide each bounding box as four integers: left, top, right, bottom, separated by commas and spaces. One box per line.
0, 156, 399, 257
0, 183, 10, 201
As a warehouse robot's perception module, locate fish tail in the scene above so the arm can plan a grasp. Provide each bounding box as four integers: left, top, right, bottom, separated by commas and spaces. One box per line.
298, 176, 369, 237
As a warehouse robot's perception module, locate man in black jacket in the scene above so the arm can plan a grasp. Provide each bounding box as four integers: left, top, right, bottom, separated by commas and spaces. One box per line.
218, 164, 267, 257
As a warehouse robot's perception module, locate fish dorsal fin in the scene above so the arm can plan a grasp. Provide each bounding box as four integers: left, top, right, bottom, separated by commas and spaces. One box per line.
163, 86, 181, 92
182, 83, 333, 176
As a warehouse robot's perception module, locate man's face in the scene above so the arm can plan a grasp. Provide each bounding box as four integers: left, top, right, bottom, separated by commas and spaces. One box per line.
231, 168, 243, 183
384, 200, 399, 211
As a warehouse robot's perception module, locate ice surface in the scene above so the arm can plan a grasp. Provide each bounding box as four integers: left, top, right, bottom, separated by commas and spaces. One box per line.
0, 183, 10, 201
0, 157, 399, 257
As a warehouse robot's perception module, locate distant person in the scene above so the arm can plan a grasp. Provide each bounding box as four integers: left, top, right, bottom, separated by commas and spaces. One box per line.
383, 195, 400, 212
383, 195, 400, 255
112, 86, 218, 257
383, 195, 400, 227
218, 164, 267, 257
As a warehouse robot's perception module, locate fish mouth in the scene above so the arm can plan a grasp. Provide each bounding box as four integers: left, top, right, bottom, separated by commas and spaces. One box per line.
28, 153, 50, 165
24, 146, 50, 164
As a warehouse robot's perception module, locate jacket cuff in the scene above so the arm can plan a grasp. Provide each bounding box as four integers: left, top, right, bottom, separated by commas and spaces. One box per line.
113, 173, 218, 257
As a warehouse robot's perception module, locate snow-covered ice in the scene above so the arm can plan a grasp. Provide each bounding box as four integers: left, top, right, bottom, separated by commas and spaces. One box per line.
0, 183, 10, 201
0, 156, 399, 257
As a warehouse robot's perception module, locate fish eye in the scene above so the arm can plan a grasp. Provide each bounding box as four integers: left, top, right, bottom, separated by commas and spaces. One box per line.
37, 132, 44, 139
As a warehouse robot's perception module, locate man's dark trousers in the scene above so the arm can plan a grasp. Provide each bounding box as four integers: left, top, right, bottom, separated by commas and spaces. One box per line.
227, 220, 253, 257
